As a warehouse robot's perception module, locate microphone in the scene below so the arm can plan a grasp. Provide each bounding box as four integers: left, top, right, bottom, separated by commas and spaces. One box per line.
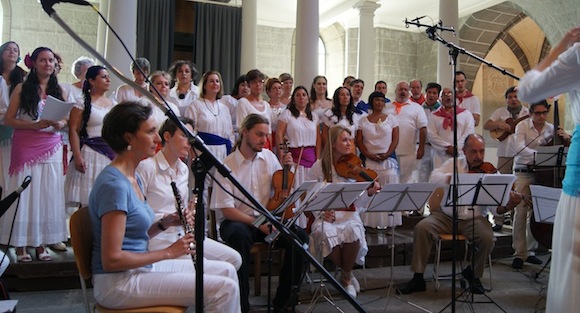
0, 176, 32, 219
412, 15, 427, 22
40, 0, 91, 15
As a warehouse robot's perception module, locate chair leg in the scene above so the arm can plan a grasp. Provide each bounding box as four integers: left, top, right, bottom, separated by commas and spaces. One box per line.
434, 239, 442, 291
254, 251, 262, 296
79, 276, 91, 313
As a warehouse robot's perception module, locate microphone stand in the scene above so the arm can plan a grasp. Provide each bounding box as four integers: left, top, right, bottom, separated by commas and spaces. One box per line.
43, 3, 368, 312
404, 17, 520, 312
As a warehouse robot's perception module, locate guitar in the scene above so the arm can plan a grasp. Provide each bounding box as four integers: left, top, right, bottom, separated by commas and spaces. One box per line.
489, 114, 530, 141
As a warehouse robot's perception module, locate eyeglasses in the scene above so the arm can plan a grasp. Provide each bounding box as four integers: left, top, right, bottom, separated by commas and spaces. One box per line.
532, 111, 549, 116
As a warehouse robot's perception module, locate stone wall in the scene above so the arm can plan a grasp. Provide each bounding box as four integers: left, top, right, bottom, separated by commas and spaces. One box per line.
3, 0, 99, 84
256, 25, 293, 80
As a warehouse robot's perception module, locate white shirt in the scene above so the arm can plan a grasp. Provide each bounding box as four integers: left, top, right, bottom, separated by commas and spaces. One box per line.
429, 157, 495, 219
488, 106, 531, 157
393, 100, 428, 155
277, 109, 319, 148
357, 114, 398, 155
513, 119, 554, 169
427, 107, 475, 167
519, 43, 580, 125
321, 108, 361, 137
457, 94, 481, 115
236, 98, 272, 134
169, 82, 199, 109
136, 151, 190, 248
185, 98, 234, 162
212, 149, 281, 223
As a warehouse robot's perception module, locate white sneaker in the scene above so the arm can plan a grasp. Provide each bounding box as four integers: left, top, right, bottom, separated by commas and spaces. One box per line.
351, 274, 360, 293
345, 284, 357, 298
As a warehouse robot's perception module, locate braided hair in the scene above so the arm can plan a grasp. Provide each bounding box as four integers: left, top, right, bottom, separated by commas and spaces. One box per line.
80, 65, 106, 139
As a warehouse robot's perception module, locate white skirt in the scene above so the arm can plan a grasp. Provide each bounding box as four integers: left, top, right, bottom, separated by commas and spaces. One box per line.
360, 159, 402, 228
309, 212, 368, 265
64, 145, 111, 207
546, 193, 580, 312
0, 148, 67, 246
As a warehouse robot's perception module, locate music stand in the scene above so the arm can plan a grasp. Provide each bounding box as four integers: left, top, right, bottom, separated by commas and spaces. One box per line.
299, 181, 371, 313
365, 183, 438, 313
439, 173, 515, 313
533, 145, 567, 187
529, 184, 561, 278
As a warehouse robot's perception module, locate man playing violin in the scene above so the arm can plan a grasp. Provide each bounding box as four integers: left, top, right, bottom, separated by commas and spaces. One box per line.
483, 86, 529, 231
211, 114, 309, 313
398, 134, 522, 295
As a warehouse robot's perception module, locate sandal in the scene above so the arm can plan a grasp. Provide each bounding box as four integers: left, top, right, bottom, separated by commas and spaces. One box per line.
17, 250, 32, 263
35, 246, 52, 261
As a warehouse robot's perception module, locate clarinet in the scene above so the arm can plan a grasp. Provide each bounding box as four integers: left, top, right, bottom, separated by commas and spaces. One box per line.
170, 181, 196, 265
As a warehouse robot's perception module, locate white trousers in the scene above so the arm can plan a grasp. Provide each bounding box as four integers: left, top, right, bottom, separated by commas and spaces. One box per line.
93, 258, 240, 312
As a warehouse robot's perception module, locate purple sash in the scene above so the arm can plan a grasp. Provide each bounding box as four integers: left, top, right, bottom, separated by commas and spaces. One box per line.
10, 129, 62, 175
81, 137, 116, 161
288, 146, 316, 168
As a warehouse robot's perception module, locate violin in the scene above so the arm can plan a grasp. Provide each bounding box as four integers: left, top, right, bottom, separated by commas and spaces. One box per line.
333, 153, 378, 182
267, 140, 296, 220
468, 162, 498, 174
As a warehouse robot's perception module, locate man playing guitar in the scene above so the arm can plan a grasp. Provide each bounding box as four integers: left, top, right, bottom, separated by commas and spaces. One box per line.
483, 86, 530, 231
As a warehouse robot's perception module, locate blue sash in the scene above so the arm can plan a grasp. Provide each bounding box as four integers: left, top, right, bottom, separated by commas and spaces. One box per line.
197, 131, 232, 155
562, 124, 580, 196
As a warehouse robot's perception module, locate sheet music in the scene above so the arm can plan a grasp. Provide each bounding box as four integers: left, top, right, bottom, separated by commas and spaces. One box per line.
366, 183, 437, 212
534, 145, 567, 166
446, 173, 516, 207
272, 180, 318, 216
529, 185, 561, 223
302, 181, 370, 212
42, 95, 75, 121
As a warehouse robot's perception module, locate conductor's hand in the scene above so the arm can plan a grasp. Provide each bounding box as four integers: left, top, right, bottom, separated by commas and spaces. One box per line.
367, 181, 381, 196
167, 233, 195, 258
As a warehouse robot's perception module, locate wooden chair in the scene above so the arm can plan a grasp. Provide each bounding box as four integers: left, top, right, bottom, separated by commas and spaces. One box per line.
69, 207, 187, 313
209, 209, 276, 296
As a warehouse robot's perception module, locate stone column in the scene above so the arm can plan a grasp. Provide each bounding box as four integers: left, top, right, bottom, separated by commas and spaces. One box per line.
105, 0, 137, 92
294, 0, 319, 89
437, 0, 459, 89
96, 0, 109, 57
240, 0, 257, 74
355, 0, 380, 101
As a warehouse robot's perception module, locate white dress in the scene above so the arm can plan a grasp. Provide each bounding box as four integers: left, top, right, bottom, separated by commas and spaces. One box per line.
518, 42, 580, 313
64, 101, 114, 207
320, 109, 361, 137
184, 98, 234, 163
357, 115, 402, 228
306, 160, 369, 265
235, 98, 272, 134
278, 110, 319, 228
0, 105, 67, 246
0, 77, 10, 189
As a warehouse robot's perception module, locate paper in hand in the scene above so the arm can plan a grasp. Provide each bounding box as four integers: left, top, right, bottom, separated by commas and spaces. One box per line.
41, 96, 75, 121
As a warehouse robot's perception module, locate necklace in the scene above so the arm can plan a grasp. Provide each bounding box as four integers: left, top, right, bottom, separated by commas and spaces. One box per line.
203, 99, 219, 117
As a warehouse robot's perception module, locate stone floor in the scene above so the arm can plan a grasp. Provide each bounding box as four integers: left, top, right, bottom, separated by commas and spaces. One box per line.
7, 254, 550, 313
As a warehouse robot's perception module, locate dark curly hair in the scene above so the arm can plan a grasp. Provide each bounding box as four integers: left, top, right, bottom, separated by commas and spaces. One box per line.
20, 47, 63, 119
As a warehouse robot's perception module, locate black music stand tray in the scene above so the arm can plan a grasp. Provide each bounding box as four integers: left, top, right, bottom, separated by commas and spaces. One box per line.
438, 173, 515, 313
533, 145, 568, 187
365, 183, 437, 312
298, 181, 371, 313
529, 184, 561, 278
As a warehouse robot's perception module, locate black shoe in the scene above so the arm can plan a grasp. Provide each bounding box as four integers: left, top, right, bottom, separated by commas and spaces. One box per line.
512, 258, 524, 269
526, 256, 543, 265
470, 278, 485, 294
397, 278, 426, 295
491, 224, 503, 232
461, 267, 485, 294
